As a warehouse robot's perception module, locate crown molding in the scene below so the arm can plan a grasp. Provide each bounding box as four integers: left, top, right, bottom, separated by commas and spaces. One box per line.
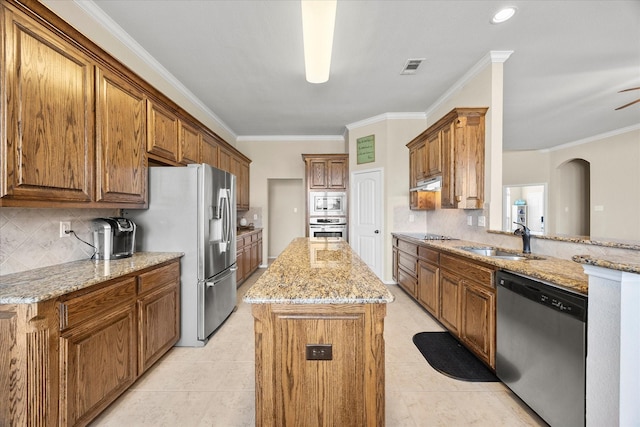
425, 50, 513, 118
345, 112, 427, 131
74, 0, 237, 140
543, 123, 640, 152
236, 135, 345, 143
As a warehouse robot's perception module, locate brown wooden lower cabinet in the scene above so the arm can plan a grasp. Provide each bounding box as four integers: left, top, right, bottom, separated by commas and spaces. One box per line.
0, 259, 180, 427
393, 235, 496, 369
439, 269, 462, 335
251, 303, 386, 426
236, 229, 262, 286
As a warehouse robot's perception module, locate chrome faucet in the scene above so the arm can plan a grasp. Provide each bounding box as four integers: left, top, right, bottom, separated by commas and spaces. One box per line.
513, 222, 531, 254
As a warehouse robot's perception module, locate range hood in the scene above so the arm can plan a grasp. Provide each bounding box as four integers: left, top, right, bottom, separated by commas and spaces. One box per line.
410, 176, 442, 192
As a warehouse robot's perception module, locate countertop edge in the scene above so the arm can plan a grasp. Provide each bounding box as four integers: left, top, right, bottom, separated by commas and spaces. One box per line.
242, 238, 393, 304
392, 232, 589, 295
0, 252, 184, 304
572, 254, 640, 275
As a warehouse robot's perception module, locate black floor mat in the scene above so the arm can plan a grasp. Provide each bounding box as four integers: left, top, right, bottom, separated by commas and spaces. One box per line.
412, 332, 499, 382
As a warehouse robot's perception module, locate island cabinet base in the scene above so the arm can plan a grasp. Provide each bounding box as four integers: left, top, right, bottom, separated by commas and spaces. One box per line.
251, 303, 387, 427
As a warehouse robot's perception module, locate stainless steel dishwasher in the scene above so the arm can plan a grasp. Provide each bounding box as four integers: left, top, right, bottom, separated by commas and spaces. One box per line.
496, 270, 587, 427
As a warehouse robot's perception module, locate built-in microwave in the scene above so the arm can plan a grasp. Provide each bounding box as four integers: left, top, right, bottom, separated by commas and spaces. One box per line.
309, 191, 347, 217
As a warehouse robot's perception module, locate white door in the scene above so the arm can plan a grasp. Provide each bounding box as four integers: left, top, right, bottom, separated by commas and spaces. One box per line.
350, 168, 383, 279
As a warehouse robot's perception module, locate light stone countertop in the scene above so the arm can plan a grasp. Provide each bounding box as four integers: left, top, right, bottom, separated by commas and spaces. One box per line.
243, 237, 394, 304
572, 254, 640, 275
0, 252, 183, 304
393, 232, 590, 295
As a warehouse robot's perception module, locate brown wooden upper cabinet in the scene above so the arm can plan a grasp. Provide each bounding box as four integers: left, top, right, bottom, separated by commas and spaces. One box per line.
147, 99, 179, 163
177, 119, 201, 165
199, 132, 218, 167
302, 154, 349, 190
1, 5, 95, 205
95, 67, 147, 206
407, 107, 487, 210
1, 0, 252, 209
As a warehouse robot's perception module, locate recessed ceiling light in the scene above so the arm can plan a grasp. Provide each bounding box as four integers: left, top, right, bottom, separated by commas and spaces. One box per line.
491, 7, 517, 24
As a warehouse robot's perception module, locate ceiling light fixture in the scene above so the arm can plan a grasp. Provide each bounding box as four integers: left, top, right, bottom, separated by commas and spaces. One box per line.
301, 0, 337, 84
491, 7, 517, 24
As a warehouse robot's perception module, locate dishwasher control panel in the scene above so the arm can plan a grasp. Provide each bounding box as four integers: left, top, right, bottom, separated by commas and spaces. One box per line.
497, 271, 587, 322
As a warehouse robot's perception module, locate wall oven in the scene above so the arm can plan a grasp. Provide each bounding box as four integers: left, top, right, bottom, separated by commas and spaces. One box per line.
309, 191, 347, 217
309, 217, 347, 240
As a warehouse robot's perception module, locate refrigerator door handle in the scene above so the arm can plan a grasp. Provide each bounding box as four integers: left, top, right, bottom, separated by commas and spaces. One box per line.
223, 189, 232, 245
205, 266, 237, 287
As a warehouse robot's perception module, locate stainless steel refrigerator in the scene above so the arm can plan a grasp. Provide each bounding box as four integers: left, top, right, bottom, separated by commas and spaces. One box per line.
125, 163, 237, 347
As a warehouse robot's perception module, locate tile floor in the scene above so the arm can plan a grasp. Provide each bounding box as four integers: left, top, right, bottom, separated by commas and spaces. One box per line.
91, 269, 548, 426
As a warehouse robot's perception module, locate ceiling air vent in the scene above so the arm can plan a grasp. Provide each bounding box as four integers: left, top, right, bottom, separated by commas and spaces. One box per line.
401, 58, 425, 75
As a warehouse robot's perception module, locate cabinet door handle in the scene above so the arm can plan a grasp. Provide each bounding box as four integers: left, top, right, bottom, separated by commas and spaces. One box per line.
374, 230, 380, 234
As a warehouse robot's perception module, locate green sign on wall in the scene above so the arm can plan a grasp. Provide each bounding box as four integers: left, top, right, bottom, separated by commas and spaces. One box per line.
357, 135, 375, 164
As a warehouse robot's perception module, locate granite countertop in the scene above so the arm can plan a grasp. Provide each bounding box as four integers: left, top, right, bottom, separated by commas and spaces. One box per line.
0, 252, 183, 304
243, 237, 394, 304
572, 254, 640, 275
237, 227, 262, 237
392, 232, 589, 295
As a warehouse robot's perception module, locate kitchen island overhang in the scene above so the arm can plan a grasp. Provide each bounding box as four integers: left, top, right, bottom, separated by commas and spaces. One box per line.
243, 237, 394, 427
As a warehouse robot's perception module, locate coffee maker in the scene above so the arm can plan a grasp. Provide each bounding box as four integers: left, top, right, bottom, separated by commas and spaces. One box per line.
91, 217, 136, 260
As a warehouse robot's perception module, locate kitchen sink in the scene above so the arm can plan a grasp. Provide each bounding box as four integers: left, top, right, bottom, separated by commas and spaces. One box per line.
457, 246, 544, 261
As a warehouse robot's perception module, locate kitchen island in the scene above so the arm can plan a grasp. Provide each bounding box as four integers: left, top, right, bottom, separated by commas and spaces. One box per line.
243, 237, 394, 427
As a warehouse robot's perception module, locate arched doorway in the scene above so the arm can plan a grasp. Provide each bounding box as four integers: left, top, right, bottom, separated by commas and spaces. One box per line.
555, 158, 590, 236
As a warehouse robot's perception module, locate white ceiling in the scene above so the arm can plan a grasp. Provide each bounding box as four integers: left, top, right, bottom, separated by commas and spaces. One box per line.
78, 1, 640, 150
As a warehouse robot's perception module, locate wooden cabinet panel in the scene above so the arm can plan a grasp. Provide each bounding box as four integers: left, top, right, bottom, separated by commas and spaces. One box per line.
407, 108, 486, 210
60, 278, 136, 331
440, 122, 456, 208
137, 261, 180, 373
236, 230, 262, 286
302, 154, 348, 191
178, 120, 201, 165
218, 147, 232, 172
327, 158, 347, 189
275, 311, 365, 425
137, 284, 179, 373
147, 99, 178, 162
96, 67, 147, 205
252, 303, 386, 426
397, 267, 417, 297
308, 158, 329, 189
460, 281, 495, 367
418, 260, 439, 317
59, 303, 136, 426
398, 251, 417, 275
201, 133, 219, 168
440, 254, 494, 288
2, 6, 94, 204
439, 269, 461, 335
426, 131, 442, 177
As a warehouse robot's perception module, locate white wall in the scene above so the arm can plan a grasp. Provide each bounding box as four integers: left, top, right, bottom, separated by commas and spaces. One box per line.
346, 116, 428, 282
504, 127, 640, 241
268, 179, 305, 259
235, 138, 346, 264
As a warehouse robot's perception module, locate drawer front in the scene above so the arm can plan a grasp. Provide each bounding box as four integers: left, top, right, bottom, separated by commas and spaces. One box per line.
440, 254, 495, 288
138, 261, 180, 295
397, 268, 417, 296
398, 251, 418, 276
60, 277, 136, 330
244, 236, 252, 246
397, 240, 418, 255
418, 246, 439, 264
251, 232, 261, 242
236, 237, 244, 249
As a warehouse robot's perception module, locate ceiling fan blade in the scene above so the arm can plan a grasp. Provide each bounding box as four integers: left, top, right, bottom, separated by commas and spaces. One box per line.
618, 87, 640, 93
615, 98, 640, 110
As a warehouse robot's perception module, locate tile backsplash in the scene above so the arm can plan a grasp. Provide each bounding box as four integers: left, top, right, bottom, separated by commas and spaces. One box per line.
0, 207, 119, 275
